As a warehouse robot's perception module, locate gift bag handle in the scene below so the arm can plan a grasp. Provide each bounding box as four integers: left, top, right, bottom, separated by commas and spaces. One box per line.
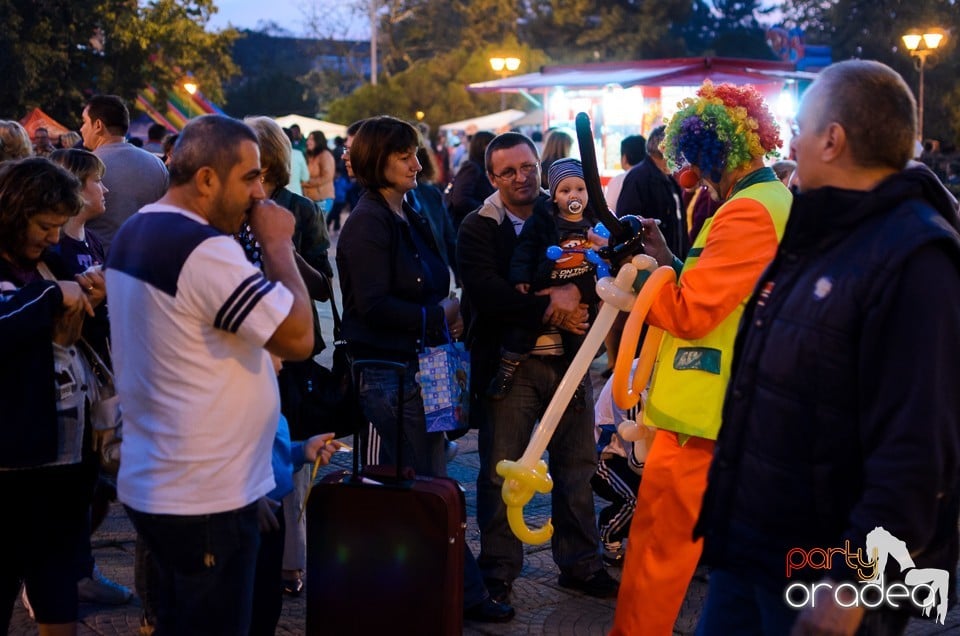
420, 305, 452, 354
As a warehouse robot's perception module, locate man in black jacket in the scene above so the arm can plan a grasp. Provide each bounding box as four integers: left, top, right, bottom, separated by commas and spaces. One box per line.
615, 125, 687, 259
695, 60, 960, 635
457, 132, 618, 605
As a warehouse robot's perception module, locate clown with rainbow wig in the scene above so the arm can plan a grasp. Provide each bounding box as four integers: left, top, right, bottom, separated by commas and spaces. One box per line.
610, 81, 793, 636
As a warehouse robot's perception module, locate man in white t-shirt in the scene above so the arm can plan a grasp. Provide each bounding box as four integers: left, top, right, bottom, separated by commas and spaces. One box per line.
105, 115, 315, 634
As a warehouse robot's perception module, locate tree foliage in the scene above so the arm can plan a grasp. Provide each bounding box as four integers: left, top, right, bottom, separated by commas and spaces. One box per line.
325, 37, 549, 132
300, 0, 778, 103
779, 0, 960, 142
0, 0, 238, 128
677, 0, 778, 58
522, 0, 691, 61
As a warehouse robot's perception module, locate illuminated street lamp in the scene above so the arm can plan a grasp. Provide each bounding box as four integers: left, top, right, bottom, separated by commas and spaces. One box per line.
490, 56, 521, 110
901, 29, 945, 141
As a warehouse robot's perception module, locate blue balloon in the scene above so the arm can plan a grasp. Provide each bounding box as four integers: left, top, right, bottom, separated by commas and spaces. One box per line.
594, 223, 610, 239
546, 245, 563, 261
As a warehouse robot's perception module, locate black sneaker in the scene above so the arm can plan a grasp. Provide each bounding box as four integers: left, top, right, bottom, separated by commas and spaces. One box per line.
464, 597, 515, 623
558, 569, 620, 598
486, 357, 521, 401
484, 578, 513, 604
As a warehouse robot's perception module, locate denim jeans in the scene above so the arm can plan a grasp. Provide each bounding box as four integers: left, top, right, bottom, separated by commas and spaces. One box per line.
697, 566, 912, 636
696, 567, 795, 636
126, 502, 261, 635
357, 358, 488, 608
477, 354, 603, 583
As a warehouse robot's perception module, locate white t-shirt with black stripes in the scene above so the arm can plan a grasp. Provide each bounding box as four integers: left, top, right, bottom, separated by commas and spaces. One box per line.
106, 204, 294, 515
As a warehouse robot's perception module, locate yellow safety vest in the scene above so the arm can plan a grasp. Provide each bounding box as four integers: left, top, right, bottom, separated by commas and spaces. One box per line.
644, 179, 791, 440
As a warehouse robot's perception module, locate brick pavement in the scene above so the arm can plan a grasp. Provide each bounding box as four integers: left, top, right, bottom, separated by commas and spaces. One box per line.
10, 421, 960, 635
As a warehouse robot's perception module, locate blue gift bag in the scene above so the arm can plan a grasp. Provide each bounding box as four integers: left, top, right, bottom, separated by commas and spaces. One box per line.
417, 314, 470, 433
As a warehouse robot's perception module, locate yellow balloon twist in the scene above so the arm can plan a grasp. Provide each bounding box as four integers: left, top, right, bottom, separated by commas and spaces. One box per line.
497, 459, 554, 544
498, 259, 658, 545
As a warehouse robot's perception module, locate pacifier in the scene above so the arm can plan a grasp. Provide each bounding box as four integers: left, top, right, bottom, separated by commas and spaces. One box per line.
567, 199, 583, 214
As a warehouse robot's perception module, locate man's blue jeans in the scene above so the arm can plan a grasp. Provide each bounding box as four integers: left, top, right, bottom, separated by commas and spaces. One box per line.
357, 358, 488, 608
126, 502, 260, 635
477, 354, 603, 583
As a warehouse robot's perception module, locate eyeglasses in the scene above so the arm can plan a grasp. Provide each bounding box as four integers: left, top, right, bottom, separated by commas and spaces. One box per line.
490, 162, 539, 182
342, 146, 351, 157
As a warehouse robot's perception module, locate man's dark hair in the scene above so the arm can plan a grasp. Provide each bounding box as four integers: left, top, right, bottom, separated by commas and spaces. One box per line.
646, 126, 667, 159
484, 132, 538, 174
346, 119, 367, 137
621, 134, 647, 167
167, 115, 258, 187
147, 123, 168, 142
349, 116, 419, 190
811, 60, 917, 171
0, 157, 83, 256
85, 95, 130, 136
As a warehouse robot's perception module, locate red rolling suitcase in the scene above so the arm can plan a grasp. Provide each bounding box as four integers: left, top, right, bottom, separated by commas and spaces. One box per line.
306, 359, 466, 636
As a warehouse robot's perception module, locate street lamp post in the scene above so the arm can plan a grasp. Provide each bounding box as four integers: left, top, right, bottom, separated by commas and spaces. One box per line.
901, 30, 944, 141
490, 56, 521, 111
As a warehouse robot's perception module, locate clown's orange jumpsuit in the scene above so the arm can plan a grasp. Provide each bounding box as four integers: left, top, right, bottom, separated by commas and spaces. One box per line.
610, 171, 791, 635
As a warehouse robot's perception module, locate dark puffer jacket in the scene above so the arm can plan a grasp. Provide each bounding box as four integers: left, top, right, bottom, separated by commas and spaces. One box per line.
696, 166, 960, 584
0, 268, 63, 468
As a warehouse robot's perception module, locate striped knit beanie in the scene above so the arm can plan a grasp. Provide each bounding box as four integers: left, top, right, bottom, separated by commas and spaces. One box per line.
547, 158, 584, 199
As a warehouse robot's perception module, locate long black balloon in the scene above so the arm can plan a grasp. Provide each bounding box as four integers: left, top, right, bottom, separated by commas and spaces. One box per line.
574, 112, 630, 242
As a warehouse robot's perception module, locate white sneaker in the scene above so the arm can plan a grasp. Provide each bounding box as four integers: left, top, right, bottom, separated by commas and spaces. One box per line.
77, 565, 133, 605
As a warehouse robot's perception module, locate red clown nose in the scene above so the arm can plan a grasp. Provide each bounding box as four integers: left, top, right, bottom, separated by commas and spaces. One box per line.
677, 167, 699, 189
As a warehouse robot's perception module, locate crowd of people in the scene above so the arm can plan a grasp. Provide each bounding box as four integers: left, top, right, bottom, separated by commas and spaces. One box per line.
1, 56, 959, 636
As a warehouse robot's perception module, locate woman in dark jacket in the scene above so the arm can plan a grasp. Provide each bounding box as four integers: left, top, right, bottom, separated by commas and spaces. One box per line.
447, 131, 495, 230
0, 157, 99, 633
336, 116, 513, 623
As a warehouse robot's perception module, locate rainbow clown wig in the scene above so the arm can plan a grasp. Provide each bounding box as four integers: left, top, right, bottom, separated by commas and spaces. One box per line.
662, 81, 782, 183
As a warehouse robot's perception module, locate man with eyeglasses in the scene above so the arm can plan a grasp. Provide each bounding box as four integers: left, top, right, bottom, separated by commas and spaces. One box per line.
457, 132, 618, 607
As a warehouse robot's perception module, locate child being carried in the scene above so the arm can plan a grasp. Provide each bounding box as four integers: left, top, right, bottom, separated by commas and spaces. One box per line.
488, 158, 604, 405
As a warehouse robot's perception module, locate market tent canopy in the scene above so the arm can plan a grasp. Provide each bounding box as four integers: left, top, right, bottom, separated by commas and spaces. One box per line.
439, 109, 527, 133
274, 115, 346, 140
468, 57, 815, 93
19, 108, 71, 140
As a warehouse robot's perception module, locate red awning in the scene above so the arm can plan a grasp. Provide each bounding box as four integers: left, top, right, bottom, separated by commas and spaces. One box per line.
468, 57, 811, 93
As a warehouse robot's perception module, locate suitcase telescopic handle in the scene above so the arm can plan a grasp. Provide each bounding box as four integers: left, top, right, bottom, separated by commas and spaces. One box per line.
350, 359, 407, 481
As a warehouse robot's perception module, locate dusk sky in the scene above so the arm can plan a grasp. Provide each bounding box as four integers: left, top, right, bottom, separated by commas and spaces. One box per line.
209, 0, 370, 38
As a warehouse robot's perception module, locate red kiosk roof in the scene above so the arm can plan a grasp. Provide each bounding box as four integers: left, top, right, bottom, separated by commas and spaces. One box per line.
468, 57, 815, 93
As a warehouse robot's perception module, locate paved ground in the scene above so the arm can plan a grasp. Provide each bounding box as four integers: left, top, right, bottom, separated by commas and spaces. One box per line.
11, 384, 960, 635
10, 232, 960, 635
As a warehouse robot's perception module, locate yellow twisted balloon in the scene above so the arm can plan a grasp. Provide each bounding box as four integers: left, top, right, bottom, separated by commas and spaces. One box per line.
499, 256, 663, 544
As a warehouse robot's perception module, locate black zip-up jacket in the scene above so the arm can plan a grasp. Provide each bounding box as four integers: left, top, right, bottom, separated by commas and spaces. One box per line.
0, 264, 63, 468
336, 190, 451, 361
696, 167, 960, 585
615, 158, 688, 259
456, 192, 552, 426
